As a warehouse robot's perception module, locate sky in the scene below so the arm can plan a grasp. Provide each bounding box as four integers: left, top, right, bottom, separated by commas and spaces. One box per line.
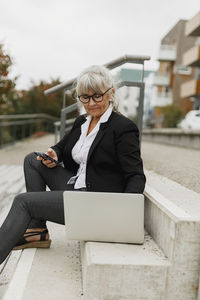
1, 0, 200, 90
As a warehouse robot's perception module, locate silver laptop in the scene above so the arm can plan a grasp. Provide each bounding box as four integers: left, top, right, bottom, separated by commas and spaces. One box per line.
63, 191, 144, 244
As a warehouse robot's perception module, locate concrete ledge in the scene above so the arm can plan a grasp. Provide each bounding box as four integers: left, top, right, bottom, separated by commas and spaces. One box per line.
144, 171, 200, 300
2, 249, 36, 300
142, 128, 200, 149
81, 235, 170, 300
145, 170, 200, 219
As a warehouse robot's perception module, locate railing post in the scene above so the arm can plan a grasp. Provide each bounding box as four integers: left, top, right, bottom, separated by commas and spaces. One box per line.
59, 103, 78, 139
138, 82, 145, 144
54, 123, 59, 144
22, 125, 25, 140
60, 109, 67, 140
0, 126, 2, 148
13, 125, 16, 144
63, 89, 66, 109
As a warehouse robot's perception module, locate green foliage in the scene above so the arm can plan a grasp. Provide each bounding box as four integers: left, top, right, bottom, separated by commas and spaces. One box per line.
0, 44, 17, 109
14, 79, 75, 117
161, 105, 183, 128
1, 78, 75, 117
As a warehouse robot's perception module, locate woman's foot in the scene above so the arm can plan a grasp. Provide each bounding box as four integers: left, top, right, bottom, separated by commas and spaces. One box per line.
13, 228, 51, 250
24, 228, 50, 242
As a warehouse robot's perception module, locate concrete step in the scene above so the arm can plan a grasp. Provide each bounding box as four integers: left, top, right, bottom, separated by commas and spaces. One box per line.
0, 165, 24, 220
0, 165, 9, 173
81, 234, 170, 300
0, 251, 22, 299
0, 166, 24, 196
0, 165, 25, 299
0, 199, 23, 299
2, 223, 84, 300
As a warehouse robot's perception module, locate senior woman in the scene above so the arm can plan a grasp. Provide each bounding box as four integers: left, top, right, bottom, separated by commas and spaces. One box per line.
0, 65, 146, 264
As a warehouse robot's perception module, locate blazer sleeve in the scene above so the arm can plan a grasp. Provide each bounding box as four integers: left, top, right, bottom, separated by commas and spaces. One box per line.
115, 121, 146, 193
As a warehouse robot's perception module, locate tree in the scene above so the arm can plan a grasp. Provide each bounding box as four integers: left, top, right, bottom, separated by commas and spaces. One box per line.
0, 44, 17, 112
17, 79, 75, 117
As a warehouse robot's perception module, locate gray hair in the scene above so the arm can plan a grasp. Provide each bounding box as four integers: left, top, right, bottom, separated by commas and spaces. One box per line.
75, 65, 119, 112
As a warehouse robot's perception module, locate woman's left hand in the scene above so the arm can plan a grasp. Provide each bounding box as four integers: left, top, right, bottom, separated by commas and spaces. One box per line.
37, 148, 58, 168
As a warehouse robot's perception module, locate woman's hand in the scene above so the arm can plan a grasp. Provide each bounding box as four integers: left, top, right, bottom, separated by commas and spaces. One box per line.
37, 148, 58, 168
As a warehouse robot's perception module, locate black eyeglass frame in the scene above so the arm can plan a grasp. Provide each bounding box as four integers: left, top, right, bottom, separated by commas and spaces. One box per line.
78, 87, 112, 104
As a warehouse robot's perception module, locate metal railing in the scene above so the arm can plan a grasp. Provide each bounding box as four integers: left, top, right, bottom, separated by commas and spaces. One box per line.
0, 114, 58, 148
44, 54, 151, 142
44, 55, 150, 96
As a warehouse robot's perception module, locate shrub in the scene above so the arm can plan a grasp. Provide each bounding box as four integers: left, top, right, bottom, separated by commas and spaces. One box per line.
161, 105, 183, 128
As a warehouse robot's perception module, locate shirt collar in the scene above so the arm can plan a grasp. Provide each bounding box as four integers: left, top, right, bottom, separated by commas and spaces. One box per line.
86, 103, 113, 124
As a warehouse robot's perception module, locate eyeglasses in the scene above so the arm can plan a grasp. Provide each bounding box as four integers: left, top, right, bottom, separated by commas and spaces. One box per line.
78, 87, 112, 104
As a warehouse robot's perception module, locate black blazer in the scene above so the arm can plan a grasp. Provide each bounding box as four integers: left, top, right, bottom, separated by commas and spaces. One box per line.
51, 111, 146, 193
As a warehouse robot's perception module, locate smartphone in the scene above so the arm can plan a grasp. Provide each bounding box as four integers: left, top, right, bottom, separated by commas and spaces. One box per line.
34, 152, 61, 166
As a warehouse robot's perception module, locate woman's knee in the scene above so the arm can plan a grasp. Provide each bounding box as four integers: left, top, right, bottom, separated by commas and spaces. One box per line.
24, 152, 36, 165
12, 193, 28, 209
24, 152, 40, 172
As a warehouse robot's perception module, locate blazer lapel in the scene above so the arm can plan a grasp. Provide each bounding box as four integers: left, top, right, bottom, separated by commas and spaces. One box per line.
87, 128, 105, 162
68, 116, 87, 150
87, 112, 114, 162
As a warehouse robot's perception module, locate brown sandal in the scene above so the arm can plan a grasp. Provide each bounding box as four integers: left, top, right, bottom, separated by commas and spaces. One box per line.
13, 229, 51, 250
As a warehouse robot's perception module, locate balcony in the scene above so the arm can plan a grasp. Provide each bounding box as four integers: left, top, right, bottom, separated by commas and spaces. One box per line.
181, 79, 200, 98
152, 91, 173, 107
185, 11, 200, 36
153, 72, 170, 86
158, 45, 176, 62
183, 45, 200, 67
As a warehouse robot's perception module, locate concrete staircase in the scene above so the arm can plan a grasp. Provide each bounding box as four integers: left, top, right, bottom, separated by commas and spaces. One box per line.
1, 167, 200, 300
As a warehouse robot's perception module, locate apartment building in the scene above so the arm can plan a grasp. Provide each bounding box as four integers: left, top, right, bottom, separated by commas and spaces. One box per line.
181, 11, 200, 110
153, 19, 197, 126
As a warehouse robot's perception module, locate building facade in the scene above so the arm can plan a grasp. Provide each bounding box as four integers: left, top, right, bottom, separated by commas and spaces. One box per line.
153, 19, 198, 127
181, 11, 200, 110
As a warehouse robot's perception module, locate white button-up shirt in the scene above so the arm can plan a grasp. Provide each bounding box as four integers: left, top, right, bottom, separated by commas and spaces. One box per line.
67, 104, 113, 189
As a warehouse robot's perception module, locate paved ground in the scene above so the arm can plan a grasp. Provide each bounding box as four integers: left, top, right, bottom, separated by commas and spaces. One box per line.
0, 134, 55, 165
141, 141, 200, 194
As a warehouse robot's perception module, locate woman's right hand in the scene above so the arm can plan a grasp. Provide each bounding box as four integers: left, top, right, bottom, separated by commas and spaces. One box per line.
37, 148, 58, 168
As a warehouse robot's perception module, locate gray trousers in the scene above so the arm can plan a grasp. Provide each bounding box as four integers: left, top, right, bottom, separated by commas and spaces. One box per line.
0, 152, 78, 264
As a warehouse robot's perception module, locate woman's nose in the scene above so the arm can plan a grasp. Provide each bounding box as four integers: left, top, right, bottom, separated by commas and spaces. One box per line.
88, 97, 96, 105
